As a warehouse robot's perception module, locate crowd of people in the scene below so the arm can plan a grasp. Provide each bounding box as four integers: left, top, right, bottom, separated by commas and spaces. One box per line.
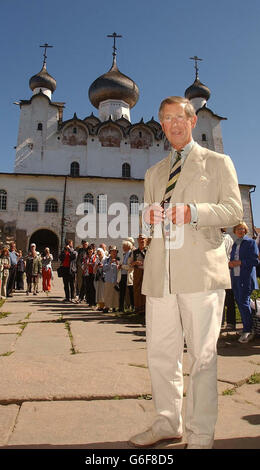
0, 241, 53, 298
0, 225, 259, 340
58, 235, 150, 319
0, 236, 150, 319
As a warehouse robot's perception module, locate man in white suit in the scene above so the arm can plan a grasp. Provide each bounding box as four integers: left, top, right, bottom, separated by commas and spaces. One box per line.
129, 96, 243, 449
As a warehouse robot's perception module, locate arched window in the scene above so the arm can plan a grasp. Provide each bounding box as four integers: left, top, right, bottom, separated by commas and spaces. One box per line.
122, 162, 131, 178
130, 195, 139, 215
45, 198, 58, 213
202, 133, 207, 142
25, 198, 38, 212
0, 190, 7, 211
97, 194, 107, 214
37, 123, 43, 131
70, 161, 80, 177
83, 193, 94, 214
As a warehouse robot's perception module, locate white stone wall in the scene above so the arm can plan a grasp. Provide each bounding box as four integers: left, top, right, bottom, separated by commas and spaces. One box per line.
14, 93, 168, 178
193, 109, 224, 153
15, 95, 60, 173
0, 174, 144, 254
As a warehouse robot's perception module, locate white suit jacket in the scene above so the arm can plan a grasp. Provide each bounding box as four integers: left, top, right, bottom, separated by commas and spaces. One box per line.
142, 143, 243, 297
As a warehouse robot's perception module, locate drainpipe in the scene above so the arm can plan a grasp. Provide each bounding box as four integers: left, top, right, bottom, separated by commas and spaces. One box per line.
61, 175, 68, 249
249, 186, 256, 236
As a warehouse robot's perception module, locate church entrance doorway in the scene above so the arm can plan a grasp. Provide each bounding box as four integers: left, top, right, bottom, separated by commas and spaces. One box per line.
29, 229, 59, 260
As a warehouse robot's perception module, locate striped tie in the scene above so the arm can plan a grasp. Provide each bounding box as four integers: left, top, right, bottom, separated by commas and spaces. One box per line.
164, 150, 182, 203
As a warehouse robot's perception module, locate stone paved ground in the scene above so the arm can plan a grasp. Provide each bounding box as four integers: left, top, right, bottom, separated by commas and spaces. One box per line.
0, 273, 259, 451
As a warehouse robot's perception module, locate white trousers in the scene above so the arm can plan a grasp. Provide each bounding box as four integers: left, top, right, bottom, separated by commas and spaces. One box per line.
146, 289, 225, 447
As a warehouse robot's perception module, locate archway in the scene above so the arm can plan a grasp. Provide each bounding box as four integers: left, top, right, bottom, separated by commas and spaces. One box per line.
29, 229, 59, 260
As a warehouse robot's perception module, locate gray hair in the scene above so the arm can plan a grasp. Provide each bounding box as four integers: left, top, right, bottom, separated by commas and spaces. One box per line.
97, 247, 106, 257
122, 240, 133, 249
233, 222, 249, 234
158, 96, 196, 121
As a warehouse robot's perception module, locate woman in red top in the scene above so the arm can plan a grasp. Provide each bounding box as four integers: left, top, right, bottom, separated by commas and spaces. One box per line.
79, 245, 96, 306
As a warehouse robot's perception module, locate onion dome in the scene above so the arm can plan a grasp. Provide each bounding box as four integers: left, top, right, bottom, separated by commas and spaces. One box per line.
29, 62, 56, 93
184, 77, 210, 101
89, 57, 139, 109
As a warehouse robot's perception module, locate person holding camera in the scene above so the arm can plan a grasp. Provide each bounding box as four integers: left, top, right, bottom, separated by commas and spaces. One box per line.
59, 239, 77, 303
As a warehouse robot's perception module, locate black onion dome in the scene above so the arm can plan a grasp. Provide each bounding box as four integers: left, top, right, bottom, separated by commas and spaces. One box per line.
185, 77, 210, 101
88, 59, 139, 109
29, 63, 56, 93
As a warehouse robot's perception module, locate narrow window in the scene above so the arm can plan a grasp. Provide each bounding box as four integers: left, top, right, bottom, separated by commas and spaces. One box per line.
97, 194, 107, 214
0, 190, 7, 210
122, 162, 131, 178
70, 161, 80, 177
130, 195, 139, 215
83, 193, 94, 214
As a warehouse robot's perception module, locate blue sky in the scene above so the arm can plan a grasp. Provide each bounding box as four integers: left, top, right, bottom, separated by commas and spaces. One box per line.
0, 0, 259, 226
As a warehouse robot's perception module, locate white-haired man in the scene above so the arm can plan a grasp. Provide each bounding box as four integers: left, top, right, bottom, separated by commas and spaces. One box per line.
129, 96, 243, 449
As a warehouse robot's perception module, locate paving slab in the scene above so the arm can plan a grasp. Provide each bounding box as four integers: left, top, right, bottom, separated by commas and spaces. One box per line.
0, 352, 152, 403
7, 399, 159, 448
0, 313, 30, 325
0, 405, 19, 446
0, 335, 16, 355
233, 383, 260, 408
0, 325, 21, 334
12, 322, 72, 356
71, 320, 146, 353
214, 395, 260, 449
217, 355, 260, 385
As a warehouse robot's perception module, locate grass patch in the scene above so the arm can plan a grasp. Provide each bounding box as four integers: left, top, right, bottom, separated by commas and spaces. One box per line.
128, 363, 147, 369
247, 372, 260, 384
65, 321, 78, 354
138, 394, 152, 400
0, 351, 14, 357
0, 312, 11, 319
222, 388, 236, 396
17, 322, 28, 336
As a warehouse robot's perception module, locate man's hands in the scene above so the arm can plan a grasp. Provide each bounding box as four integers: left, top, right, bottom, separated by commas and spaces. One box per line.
144, 203, 191, 225
165, 204, 191, 225
144, 204, 164, 225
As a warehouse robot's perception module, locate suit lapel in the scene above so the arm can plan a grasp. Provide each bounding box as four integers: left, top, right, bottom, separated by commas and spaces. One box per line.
171, 143, 205, 203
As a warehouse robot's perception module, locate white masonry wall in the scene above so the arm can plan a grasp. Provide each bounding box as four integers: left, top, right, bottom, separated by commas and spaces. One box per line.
14, 94, 168, 178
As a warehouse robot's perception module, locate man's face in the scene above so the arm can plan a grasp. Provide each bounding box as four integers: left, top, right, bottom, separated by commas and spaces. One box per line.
235, 225, 246, 238
138, 238, 146, 249
110, 250, 117, 259
160, 103, 197, 150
